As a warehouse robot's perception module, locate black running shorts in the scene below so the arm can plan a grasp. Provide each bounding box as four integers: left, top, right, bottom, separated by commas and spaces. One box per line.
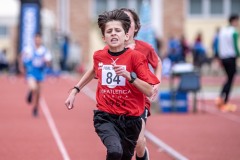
93, 110, 142, 160
140, 108, 149, 123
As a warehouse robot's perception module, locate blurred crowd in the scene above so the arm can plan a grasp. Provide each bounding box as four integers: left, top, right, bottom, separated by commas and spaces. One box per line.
0, 29, 233, 77
158, 31, 224, 77
0, 32, 82, 76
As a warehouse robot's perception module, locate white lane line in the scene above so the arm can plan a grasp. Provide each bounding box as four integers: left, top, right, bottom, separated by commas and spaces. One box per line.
145, 130, 189, 160
82, 87, 96, 100
80, 85, 188, 160
40, 98, 71, 160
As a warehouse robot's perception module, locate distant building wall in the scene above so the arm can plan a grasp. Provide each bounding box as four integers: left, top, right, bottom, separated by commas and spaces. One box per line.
69, 0, 90, 66
185, 19, 226, 57
162, 0, 185, 55
42, 0, 91, 67
0, 0, 19, 64
2, 0, 236, 71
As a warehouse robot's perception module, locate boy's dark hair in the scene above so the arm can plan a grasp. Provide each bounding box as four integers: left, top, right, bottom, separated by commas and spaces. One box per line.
120, 8, 141, 37
98, 9, 131, 36
229, 14, 239, 24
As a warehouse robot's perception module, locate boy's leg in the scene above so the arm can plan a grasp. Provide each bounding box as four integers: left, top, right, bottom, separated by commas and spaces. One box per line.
32, 82, 41, 116
104, 136, 123, 160
26, 90, 33, 104
217, 58, 236, 112
27, 77, 40, 116
221, 58, 236, 103
93, 110, 142, 160
93, 111, 123, 160
122, 117, 143, 160
135, 119, 148, 160
136, 108, 149, 160
27, 77, 37, 104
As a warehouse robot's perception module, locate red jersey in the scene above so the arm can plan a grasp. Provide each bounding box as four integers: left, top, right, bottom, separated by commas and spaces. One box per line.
93, 48, 160, 116
135, 40, 160, 112
104, 41, 161, 113
135, 40, 160, 69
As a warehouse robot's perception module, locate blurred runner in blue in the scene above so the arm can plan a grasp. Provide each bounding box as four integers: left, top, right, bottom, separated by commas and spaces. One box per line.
19, 33, 52, 117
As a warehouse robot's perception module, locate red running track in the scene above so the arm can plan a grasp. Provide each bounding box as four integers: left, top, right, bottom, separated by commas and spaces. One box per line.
0, 74, 240, 160
0, 75, 171, 160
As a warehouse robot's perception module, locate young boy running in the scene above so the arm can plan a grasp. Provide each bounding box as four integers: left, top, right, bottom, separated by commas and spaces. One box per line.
65, 9, 160, 160
19, 33, 52, 117
107, 8, 162, 159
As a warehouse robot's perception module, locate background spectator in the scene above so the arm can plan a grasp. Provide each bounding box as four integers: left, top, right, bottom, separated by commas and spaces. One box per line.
215, 14, 239, 112
192, 32, 209, 69
167, 35, 182, 64
0, 49, 9, 72
180, 35, 190, 62
60, 35, 70, 71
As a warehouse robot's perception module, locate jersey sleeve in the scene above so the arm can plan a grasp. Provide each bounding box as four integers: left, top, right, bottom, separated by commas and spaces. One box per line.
146, 45, 160, 69
132, 51, 160, 85
233, 31, 240, 56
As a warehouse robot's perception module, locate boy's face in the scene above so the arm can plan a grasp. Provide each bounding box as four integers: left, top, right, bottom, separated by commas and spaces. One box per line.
103, 21, 129, 51
233, 19, 239, 28
34, 35, 42, 46
124, 11, 137, 39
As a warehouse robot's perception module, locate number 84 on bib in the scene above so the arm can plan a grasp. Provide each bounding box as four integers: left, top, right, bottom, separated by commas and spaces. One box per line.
102, 65, 126, 86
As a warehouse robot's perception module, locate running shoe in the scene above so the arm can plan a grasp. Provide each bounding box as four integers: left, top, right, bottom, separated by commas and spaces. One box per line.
225, 103, 237, 112
219, 105, 229, 113
219, 103, 237, 112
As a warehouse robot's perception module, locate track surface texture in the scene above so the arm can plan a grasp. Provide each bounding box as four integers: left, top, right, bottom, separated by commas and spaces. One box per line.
0, 73, 240, 160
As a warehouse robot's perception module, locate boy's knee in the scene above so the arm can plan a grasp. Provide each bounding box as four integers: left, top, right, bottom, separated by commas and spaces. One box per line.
137, 136, 146, 146
107, 146, 123, 160
136, 137, 146, 153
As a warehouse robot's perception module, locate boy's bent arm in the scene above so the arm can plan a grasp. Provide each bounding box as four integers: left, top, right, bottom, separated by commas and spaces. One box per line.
150, 60, 162, 100
131, 78, 154, 97
65, 67, 95, 110
75, 67, 95, 91
113, 64, 157, 97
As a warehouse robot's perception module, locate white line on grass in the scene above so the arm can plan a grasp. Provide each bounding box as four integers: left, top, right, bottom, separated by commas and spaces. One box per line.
40, 98, 70, 160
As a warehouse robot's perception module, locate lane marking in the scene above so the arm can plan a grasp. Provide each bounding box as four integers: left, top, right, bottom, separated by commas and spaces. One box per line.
40, 98, 71, 160
145, 130, 189, 160
82, 87, 96, 100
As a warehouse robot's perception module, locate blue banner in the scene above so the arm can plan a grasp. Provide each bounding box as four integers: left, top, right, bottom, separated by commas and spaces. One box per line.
19, 3, 40, 53
137, 0, 158, 53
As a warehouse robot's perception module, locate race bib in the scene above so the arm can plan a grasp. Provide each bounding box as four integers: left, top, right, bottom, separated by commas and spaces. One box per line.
102, 65, 126, 87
